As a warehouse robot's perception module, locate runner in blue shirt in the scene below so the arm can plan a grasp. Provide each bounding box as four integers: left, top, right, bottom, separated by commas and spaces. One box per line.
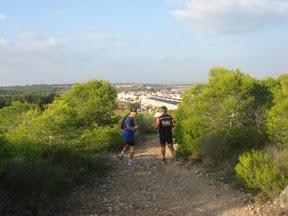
118, 108, 138, 165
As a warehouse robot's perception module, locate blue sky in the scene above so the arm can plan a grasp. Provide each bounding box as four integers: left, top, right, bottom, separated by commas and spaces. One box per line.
0, 0, 288, 85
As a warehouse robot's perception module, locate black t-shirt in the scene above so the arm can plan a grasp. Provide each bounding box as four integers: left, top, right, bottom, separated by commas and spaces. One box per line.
158, 114, 174, 135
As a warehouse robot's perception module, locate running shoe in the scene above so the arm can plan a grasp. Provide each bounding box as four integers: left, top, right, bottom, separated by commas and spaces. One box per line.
118, 153, 124, 160
128, 159, 135, 166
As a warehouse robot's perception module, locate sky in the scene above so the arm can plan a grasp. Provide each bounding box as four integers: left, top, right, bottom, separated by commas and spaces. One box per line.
0, 0, 288, 85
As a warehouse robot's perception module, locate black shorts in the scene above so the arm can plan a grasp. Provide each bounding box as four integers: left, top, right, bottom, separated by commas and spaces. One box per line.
125, 140, 135, 146
159, 134, 173, 145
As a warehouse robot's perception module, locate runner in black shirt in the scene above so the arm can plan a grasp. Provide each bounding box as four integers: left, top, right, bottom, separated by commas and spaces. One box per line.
155, 106, 176, 164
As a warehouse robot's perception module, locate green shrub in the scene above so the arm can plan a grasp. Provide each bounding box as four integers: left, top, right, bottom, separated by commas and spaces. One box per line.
79, 126, 122, 152
8, 80, 118, 147
61, 80, 118, 127
42, 146, 106, 176
0, 101, 39, 134
0, 80, 119, 214
0, 135, 6, 175
106, 127, 123, 152
4, 142, 43, 163
176, 134, 197, 159
267, 74, 288, 148
235, 150, 287, 198
136, 112, 155, 135
199, 129, 231, 167
173, 122, 184, 145
2, 160, 70, 215
222, 160, 237, 180
272, 148, 288, 178
174, 68, 272, 164
4, 161, 70, 197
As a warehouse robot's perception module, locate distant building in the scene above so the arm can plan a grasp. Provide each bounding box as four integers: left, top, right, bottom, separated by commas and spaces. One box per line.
117, 90, 182, 111
141, 96, 180, 110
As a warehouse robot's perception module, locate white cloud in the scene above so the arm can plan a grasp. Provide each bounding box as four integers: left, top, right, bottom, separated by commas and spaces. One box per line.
16, 38, 57, 51
0, 13, 7, 21
0, 38, 7, 46
13, 30, 126, 52
171, 0, 288, 34
16, 32, 57, 49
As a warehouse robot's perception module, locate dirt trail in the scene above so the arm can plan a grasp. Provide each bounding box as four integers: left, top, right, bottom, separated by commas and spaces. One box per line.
59, 134, 285, 216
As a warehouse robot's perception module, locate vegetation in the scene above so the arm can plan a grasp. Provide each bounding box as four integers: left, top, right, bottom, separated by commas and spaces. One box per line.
175, 67, 288, 198
0, 80, 122, 214
267, 74, 288, 149
235, 150, 287, 198
0, 84, 67, 109
1, 67, 288, 208
175, 68, 270, 159
0, 93, 57, 109
136, 112, 155, 136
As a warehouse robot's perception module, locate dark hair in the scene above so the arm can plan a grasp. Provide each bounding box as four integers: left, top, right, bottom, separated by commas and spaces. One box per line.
130, 108, 137, 113
160, 106, 167, 113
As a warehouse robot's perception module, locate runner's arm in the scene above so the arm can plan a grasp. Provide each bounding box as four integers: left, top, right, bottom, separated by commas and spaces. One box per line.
172, 118, 176, 128
155, 117, 160, 129
125, 118, 138, 131
126, 125, 137, 131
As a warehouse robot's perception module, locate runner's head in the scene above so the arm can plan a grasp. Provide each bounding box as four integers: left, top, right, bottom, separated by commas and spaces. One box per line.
129, 108, 137, 118
160, 106, 167, 114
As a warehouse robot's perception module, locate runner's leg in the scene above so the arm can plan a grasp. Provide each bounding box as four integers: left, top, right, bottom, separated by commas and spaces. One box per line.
168, 144, 176, 157
161, 144, 166, 160
122, 144, 129, 154
167, 133, 175, 157
119, 143, 129, 160
129, 146, 135, 160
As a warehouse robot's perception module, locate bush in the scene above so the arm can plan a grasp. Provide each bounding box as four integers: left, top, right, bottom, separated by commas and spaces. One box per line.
79, 126, 122, 152
0, 135, 6, 175
2, 161, 70, 215
267, 147, 288, 179
235, 150, 287, 198
175, 68, 271, 164
4, 161, 70, 198
199, 129, 231, 167
0, 80, 119, 214
42, 146, 106, 176
267, 74, 288, 148
106, 127, 123, 152
0, 102, 39, 134
136, 112, 155, 135
176, 137, 196, 160
8, 80, 118, 146
61, 80, 117, 127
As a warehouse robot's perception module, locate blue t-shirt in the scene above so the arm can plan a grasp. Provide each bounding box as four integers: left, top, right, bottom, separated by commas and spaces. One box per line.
122, 116, 135, 140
